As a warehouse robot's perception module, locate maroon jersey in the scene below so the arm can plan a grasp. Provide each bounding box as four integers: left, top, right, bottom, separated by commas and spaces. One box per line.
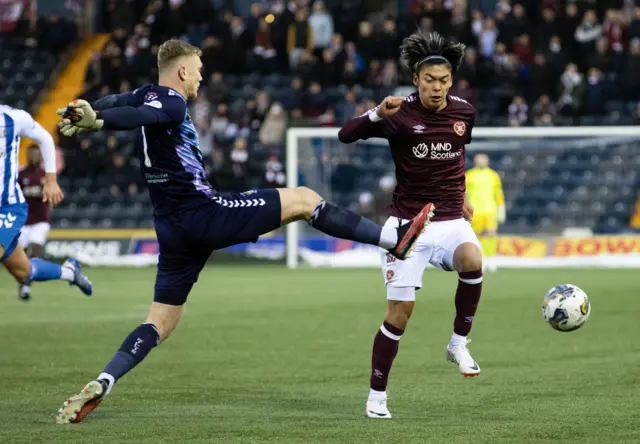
338, 93, 476, 221
18, 166, 51, 224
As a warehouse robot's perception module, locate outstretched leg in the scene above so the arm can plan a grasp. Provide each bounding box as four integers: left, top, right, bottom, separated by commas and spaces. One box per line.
3, 245, 92, 296
56, 301, 182, 424
277, 187, 434, 260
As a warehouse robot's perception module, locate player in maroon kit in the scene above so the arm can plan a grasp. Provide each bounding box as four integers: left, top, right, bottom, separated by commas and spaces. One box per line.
18, 144, 53, 300
338, 32, 484, 419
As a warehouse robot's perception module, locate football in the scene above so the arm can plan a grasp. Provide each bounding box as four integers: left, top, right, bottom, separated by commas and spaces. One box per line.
542, 284, 591, 332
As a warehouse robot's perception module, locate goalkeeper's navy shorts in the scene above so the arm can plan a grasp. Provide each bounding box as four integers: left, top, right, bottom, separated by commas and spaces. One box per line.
153, 189, 281, 306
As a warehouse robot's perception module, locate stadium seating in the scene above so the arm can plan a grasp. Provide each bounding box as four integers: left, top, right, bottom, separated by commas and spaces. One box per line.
0, 39, 56, 111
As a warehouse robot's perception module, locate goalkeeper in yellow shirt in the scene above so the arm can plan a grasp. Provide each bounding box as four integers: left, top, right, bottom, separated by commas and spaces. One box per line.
466, 153, 505, 272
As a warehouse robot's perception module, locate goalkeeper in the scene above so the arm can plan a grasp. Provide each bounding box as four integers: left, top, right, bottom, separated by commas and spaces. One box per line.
465, 153, 505, 272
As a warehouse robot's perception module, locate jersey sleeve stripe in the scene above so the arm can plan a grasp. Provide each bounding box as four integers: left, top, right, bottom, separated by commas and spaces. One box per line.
1, 113, 15, 206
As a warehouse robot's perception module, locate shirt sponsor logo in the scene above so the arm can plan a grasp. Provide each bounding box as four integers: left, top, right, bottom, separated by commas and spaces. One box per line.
412, 142, 460, 160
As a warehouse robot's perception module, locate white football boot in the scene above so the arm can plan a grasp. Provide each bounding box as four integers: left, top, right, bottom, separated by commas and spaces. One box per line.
366, 390, 392, 419
446, 337, 481, 377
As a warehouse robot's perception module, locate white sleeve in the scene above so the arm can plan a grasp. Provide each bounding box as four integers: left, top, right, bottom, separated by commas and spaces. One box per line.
15, 110, 56, 173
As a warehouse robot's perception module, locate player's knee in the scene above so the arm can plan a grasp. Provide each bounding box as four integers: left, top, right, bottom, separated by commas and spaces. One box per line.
385, 300, 415, 330
10, 265, 31, 283
145, 302, 183, 342
454, 242, 483, 272
4, 250, 31, 282
294, 186, 323, 220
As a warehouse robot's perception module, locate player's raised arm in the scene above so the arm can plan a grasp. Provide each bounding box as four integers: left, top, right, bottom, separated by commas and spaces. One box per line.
91, 90, 139, 110
58, 96, 186, 133
58, 40, 202, 135
337, 96, 403, 144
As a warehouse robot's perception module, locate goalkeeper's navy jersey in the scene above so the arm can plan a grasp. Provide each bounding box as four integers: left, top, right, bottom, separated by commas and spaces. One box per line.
95, 84, 217, 216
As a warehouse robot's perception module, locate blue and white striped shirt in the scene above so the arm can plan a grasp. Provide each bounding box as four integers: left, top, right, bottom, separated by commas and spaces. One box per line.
0, 105, 56, 208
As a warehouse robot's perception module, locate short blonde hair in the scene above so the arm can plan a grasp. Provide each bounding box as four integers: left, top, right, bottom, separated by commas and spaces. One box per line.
157, 39, 202, 72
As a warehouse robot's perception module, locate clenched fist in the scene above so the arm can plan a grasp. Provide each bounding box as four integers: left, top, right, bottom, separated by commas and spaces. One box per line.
376, 96, 405, 119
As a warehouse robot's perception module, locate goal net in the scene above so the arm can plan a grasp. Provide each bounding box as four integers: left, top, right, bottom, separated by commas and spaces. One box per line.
285, 126, 640, 269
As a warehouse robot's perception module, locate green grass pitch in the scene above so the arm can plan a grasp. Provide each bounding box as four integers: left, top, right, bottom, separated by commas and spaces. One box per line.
1, 266, 639, 443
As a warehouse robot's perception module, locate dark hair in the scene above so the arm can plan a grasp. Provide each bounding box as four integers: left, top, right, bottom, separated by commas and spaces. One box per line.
27, 143, 39, 151
400, 31, 465, 74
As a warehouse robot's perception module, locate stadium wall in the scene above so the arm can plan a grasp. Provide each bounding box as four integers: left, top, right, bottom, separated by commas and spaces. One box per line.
45, 230, 640, 268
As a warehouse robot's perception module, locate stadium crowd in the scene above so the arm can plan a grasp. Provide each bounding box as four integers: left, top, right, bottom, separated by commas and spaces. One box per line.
3, 0, 640, 229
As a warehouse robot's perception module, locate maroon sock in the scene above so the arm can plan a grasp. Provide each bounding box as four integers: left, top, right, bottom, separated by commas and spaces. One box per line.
454, 270, 483, 336
370, 321, 404, 391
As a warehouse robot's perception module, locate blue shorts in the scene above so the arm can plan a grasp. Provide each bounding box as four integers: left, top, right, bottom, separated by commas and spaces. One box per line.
153, 189, 282, 305
0, 203, 28, 261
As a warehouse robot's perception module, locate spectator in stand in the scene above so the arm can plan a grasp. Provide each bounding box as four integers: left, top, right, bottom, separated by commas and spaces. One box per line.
557, 62, 584, 117
630, 7, 640, 39
603, 9, 626, 54
259, 102, 287, 147
470, 9, 484, 43
559, 2, 580, 55
207, 72, 230, 105
319, 48, 341, 87
229, 137, 250, 191
377, 18, 400, 62
575, 9, 603, 70
252, 17, 277, 73
624, 38, 640, 101
287, 8, 313, 69
226, 16, 250, 74
535, 8, 557, 51
458, 47, 478, 86
295, 49, 317, 84
356, 21, 376, 63
479, 17, 498, 58
546, 35, 569, 79
335, 89, 357, 125
508, 95, 529, 127
264, 154, 286, 188
302, 81, 326, 117
532, 94, 557, 126
530, 53, 555, 100
448, 4, 472, 45
584, 67, 606, 116
513, 33, 534, 66
281, 77, 304, 110
201, 36, 225, 77
308, 1, 333, 53
450, 78, 477, 107
588, 38, 612, 75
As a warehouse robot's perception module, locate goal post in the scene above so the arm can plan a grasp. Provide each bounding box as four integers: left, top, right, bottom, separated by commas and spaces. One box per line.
285, 126, 640, 269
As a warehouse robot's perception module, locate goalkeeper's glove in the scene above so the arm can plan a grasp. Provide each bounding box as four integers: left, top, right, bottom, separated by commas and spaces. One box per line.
497, 205, 506, 224
56, 99, 104, 132
56, 122, 88, 137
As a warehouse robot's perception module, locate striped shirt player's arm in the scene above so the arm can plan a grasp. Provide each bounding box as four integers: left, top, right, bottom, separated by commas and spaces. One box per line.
95, 94, 186, 131
14, 110, 56, 173
337, 106, 397, 143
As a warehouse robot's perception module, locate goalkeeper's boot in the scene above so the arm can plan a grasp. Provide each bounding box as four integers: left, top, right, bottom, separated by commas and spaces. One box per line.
63, 258, 93, 296
446, 337, 481, 377
366, 391, 392, 419
56, 379, 108, 424
388, 203, 435, 260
